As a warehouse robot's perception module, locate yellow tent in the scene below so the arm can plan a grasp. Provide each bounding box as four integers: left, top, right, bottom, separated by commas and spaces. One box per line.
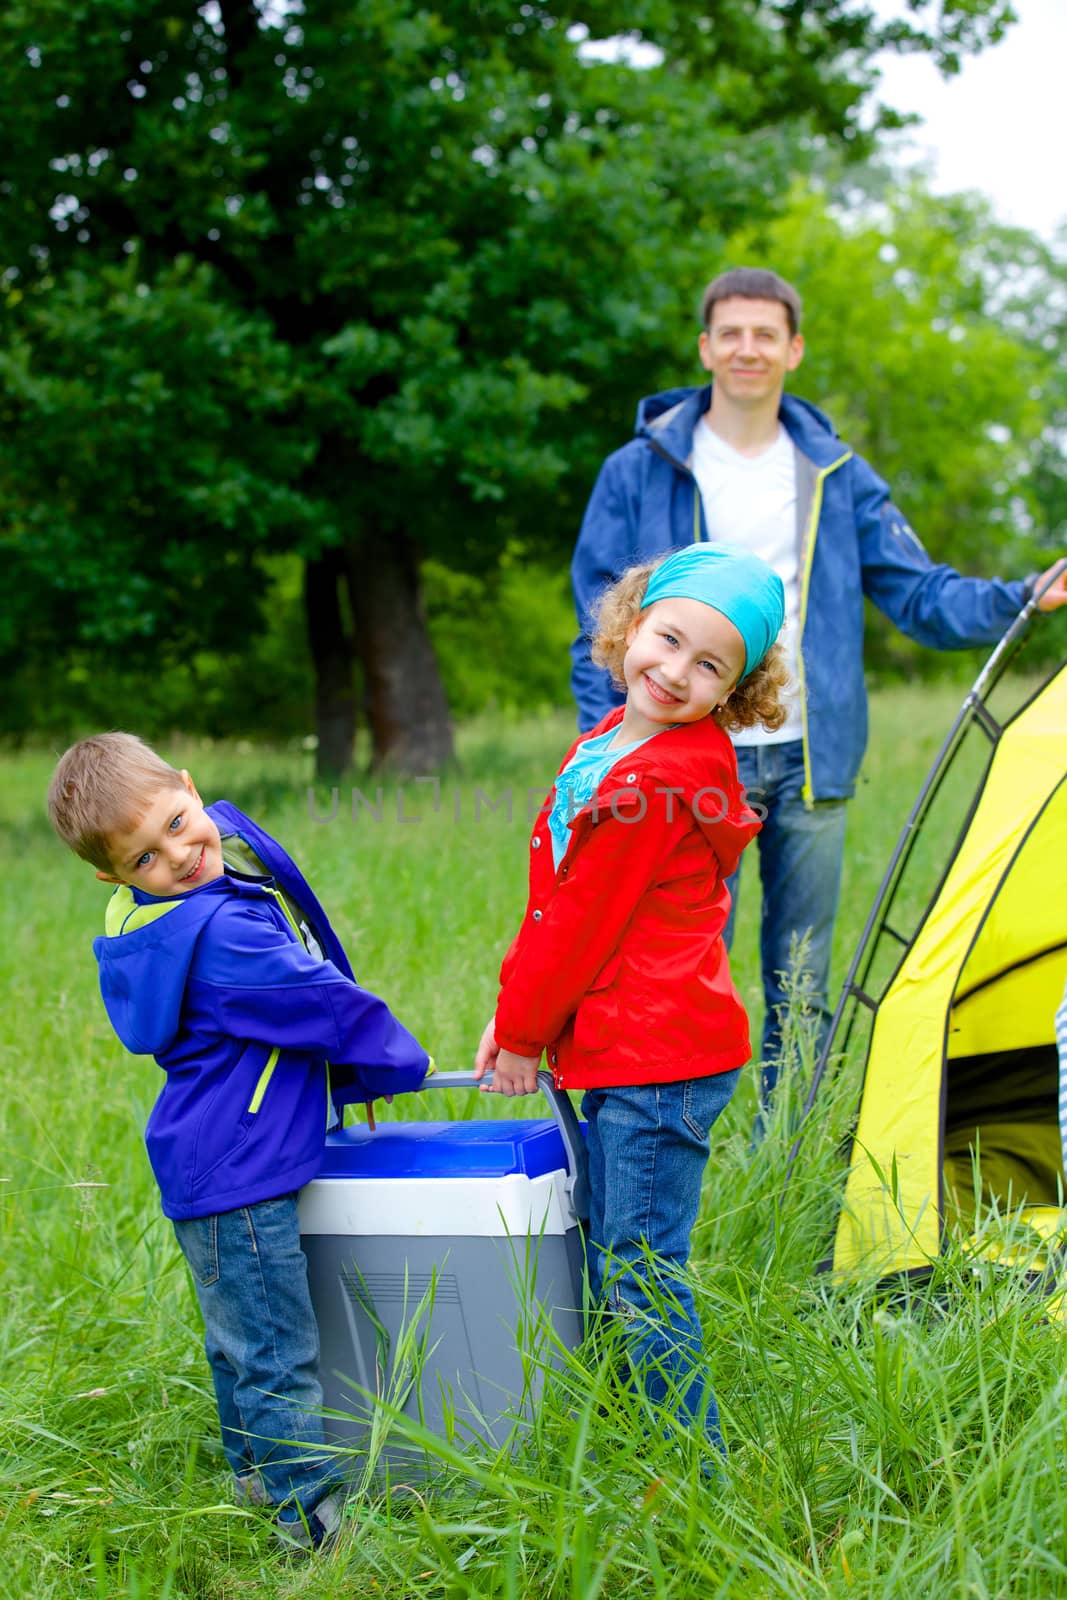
795, 604, 1067, 1283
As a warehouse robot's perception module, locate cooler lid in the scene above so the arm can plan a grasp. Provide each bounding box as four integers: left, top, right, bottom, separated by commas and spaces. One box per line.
316, 1118, 569, 1180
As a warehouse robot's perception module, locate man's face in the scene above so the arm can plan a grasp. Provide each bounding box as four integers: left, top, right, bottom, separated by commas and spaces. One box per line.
98, 772, 224, 897
698, 296, 804, 407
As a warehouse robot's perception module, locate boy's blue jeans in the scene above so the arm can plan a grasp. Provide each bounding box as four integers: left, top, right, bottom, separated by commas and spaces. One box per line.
173, 1193, 341, 1523
726, 741, 848, 1108
581, 1071, 740, 1450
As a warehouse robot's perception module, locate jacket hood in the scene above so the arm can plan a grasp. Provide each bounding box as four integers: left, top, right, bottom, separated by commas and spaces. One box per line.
634, 384, 844, 470
93, 878, 233, 1055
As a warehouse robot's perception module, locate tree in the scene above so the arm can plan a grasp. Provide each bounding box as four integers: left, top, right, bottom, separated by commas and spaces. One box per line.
726, 173, 1062, 673
0, 261, 317, 705
0, 0, 1019, 771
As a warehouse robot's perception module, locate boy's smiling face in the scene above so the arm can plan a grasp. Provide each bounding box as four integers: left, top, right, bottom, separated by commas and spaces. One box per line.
98, 772, 224, 897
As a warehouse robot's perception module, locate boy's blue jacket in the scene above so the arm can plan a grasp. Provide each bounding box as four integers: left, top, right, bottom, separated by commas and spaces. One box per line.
93, 800, 429, 1221
571, 385, 1027, 801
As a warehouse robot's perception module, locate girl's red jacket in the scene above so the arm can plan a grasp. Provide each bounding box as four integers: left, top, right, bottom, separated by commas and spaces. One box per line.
494, 707, 763, 1091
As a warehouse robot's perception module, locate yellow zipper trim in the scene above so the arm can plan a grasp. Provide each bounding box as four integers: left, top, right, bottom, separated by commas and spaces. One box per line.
244, 893, 294, 1115
693, 483, 702, 542
265, 885, 303, 941
796, 450, 852, 807
260, 886, 325, 1123
247, 1047, 280, 1115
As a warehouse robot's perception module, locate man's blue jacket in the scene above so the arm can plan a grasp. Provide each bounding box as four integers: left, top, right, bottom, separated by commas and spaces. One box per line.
94, 800, 429, 1220
571, 385, 1027, 801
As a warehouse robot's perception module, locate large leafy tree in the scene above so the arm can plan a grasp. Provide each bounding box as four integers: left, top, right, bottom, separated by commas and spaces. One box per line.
0, 0, 1017, 771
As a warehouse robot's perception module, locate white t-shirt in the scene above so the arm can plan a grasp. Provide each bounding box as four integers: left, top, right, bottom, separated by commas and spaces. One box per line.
689, 419, 802, 745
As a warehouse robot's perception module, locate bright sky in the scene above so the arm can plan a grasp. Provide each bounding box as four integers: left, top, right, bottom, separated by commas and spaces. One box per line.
577, 4, 1064, 242
869, 0, 1067, 241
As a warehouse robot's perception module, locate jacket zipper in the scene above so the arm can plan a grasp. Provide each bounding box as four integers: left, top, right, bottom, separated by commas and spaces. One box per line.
650, 408, 855, 806
796, 450, 853, 808
262, 884, 334, 1125
247, 1046, 280, 1114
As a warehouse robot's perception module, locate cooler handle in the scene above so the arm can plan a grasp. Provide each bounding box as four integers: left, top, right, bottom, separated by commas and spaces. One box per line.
409, 1069, 589, 1222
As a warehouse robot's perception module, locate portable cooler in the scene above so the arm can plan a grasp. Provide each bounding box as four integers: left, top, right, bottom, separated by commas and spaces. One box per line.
299, 1070, 587, 1472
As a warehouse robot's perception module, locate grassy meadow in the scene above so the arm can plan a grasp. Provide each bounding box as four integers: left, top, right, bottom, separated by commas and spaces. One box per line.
3, 678, 1067, 1599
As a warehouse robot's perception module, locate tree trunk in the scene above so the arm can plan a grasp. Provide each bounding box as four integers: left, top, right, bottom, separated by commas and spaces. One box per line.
304, 548, 358, 780
347, 532, 455, 774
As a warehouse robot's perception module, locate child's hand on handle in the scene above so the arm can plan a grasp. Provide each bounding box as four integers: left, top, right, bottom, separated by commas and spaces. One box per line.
473, 1016, 500, 1080
485, 1047, 541, 1096
473, 1018, 541, 1095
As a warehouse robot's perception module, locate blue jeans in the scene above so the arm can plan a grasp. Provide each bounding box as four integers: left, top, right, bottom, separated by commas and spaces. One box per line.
726, 741, 848, 1109
581, 1071, 740, 1449
173, 1194, 341, 1522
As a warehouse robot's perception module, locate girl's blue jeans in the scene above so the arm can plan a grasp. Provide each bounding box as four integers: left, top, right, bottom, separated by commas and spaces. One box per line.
173, 1192, 341, 1523
580, 1070, 740, 1450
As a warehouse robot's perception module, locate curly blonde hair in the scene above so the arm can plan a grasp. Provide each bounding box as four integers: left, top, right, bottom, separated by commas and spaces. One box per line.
589, 558, 791, 733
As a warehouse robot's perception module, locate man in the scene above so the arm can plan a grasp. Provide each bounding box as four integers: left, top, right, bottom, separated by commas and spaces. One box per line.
570, 265, 1067, 1117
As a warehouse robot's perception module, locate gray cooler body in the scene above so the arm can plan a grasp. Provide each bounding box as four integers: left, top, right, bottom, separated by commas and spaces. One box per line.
298, 1071, 587, 1472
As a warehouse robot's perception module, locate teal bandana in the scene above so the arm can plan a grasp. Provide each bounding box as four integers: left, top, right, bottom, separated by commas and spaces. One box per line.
640, 545, 785, 680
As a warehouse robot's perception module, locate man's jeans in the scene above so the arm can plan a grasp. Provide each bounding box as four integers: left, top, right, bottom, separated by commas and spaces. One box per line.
173, 1193, 340, 1522
581, 1071, 740, 1450
726, 741, 848, 1109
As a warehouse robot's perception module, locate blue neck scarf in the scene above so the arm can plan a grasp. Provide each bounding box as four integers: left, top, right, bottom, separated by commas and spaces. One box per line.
640, 545, 785, 680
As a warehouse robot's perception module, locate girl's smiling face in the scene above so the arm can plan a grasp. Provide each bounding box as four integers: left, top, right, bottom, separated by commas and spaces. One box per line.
98, 771, 224, 896
619, 597, 746, 738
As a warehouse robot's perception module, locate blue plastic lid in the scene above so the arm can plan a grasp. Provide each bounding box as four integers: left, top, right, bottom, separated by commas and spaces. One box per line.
317, 1118, 569, 1181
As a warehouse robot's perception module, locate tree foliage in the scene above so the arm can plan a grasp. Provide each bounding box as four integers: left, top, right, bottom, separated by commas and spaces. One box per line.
1, 261, 317, 667
729, 174, 1064, 672
0, 0, 1025, 765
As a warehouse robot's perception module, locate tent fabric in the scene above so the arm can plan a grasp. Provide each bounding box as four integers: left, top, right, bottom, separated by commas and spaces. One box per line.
831, 662, 1067, 1279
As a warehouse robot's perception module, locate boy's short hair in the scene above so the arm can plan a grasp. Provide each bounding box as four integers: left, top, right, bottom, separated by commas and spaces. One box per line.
48, 733, 186, 873
701, 267, 802, 338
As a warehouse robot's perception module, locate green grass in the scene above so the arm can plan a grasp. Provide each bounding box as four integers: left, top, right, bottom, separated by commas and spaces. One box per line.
3, 680, 1065, 1598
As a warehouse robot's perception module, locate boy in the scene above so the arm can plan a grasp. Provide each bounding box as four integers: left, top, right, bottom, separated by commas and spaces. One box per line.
48, 733, 430, 1553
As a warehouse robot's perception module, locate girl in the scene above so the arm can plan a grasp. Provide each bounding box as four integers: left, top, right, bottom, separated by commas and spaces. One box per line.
474, 544, 788, 1453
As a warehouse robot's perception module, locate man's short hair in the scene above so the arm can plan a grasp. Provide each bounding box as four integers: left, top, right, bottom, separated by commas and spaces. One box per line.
701, 267, 802, 338
48, 732, 186, 872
